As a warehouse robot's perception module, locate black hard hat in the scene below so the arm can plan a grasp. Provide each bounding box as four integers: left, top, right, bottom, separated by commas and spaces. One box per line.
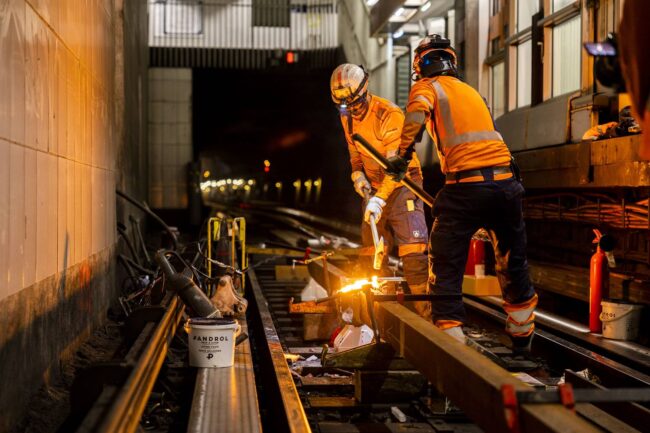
413, 35, 458, 80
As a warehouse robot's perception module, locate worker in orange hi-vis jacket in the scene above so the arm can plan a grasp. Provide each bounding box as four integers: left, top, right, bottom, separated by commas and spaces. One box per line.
385, 36, 537, 352
619, 0, 650, 158
330, 63, 430, 321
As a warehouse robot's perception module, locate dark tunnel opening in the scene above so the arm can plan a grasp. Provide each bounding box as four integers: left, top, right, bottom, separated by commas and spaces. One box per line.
193, 67, 362, 223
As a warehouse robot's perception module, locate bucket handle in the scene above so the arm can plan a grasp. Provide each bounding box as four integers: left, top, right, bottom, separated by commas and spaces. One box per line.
599, 307, 636, 322
233, 322, 250, 346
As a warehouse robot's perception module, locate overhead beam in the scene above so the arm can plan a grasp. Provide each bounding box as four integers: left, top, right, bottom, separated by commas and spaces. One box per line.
375, 302, 602, 433
370, 0, 407, 36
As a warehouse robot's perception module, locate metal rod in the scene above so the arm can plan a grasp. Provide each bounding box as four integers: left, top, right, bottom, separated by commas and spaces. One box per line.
118, 225, 142, 267
517, 388, 650, 404
352, 134, 435, 207
95, 296, 184, 433
369, 215, 380, 246
116, 189, 178, 250
130, 215, 152, 265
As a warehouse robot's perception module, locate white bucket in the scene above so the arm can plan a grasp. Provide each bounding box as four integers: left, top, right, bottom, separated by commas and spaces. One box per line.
184, 317, 241, 368
600, 300, 643, 341
333, 324, 374, 350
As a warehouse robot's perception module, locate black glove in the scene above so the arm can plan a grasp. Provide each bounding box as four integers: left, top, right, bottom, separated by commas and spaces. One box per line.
386, 155, 409, 182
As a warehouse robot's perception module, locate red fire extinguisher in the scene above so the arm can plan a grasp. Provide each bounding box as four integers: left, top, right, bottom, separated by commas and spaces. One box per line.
465, 238, 486, 277
589, 229, 616, 333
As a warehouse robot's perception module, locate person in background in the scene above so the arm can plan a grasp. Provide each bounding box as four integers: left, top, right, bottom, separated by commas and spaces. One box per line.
619, 0, 649, 157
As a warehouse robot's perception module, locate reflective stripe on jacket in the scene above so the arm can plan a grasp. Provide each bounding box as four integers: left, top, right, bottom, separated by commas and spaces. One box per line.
343, 95, 423, 200
401, 76, 511, 174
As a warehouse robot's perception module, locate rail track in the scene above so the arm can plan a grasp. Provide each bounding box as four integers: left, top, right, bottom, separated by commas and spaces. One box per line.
237, 203, 650, 433
58, 201, 650, 433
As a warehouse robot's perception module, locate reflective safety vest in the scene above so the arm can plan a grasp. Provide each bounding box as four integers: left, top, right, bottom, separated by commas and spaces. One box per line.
405, 76, 511, 174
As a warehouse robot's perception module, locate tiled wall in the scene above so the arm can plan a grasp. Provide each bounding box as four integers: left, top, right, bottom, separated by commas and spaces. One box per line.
0, 1, 151, 430
0, 0, 117, 303
148, 67, 193, 209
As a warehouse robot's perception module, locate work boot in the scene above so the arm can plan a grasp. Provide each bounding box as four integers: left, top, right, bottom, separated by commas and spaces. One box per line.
442, 325, 466, 344
510, 332, 534, 355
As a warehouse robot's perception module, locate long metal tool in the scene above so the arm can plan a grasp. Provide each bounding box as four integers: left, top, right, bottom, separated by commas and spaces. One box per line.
363, 190, 386, 270
352, 133, 434, 207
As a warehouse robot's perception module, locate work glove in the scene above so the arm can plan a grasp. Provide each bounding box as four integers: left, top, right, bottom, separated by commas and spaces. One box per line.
351, 171, 371, 198
386, 155, 409, 182
364, 196, 386, 223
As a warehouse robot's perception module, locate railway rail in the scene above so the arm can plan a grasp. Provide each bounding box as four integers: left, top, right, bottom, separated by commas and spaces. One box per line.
58, 201, 650, 433
237, 204, 650, 433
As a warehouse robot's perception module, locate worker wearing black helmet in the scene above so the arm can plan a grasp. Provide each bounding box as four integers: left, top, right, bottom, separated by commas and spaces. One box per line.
387, 35, 537, 352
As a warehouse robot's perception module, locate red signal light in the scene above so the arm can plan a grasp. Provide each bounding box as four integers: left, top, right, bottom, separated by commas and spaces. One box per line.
286, 51, 296, 64
264, 166, 270, 173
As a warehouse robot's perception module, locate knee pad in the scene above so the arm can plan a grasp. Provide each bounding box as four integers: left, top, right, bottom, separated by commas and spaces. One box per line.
503, 294, 537, 337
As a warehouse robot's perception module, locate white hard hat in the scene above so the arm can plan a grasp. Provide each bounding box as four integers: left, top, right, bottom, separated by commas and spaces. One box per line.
330, 64, 369, 106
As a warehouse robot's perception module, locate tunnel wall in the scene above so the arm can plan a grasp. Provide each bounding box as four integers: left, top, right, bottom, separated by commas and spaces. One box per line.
0, 1, 149, 431
148, 67, 193, 209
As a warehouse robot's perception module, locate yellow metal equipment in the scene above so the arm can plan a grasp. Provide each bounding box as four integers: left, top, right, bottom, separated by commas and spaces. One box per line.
207, 216, 247, 290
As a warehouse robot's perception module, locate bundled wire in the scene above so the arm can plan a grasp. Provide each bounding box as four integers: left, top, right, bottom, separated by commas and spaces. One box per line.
524, 193, 650, 230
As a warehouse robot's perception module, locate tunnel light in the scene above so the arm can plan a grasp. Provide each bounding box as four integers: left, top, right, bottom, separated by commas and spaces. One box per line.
420, 1, 431, 12
366, 0, 379, 6
393, 29, 404, 38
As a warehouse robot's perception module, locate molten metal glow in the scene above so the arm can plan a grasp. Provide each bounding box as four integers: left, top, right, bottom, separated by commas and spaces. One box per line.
338, 276, 380, 294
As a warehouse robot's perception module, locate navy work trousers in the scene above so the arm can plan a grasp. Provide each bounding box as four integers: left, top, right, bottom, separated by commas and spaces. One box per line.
361, 186, 429, 288
428, 176, 535, 323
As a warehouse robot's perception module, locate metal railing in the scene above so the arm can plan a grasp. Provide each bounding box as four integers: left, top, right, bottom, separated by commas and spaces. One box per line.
149, 0, 338, 51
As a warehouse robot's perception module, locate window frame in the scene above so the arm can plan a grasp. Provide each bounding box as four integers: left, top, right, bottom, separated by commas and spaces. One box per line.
503, 0, 538, 110
550, 14, 582, 97
489, 60, 506, 119
538, 0, 582, 100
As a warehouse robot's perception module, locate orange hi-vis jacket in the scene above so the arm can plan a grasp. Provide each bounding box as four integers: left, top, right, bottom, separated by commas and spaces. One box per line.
400, 76, 511, 175
343, 95, 423, 200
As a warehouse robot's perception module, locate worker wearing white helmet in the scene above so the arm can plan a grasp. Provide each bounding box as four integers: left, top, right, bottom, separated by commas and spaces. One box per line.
330, 63, 431, 320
